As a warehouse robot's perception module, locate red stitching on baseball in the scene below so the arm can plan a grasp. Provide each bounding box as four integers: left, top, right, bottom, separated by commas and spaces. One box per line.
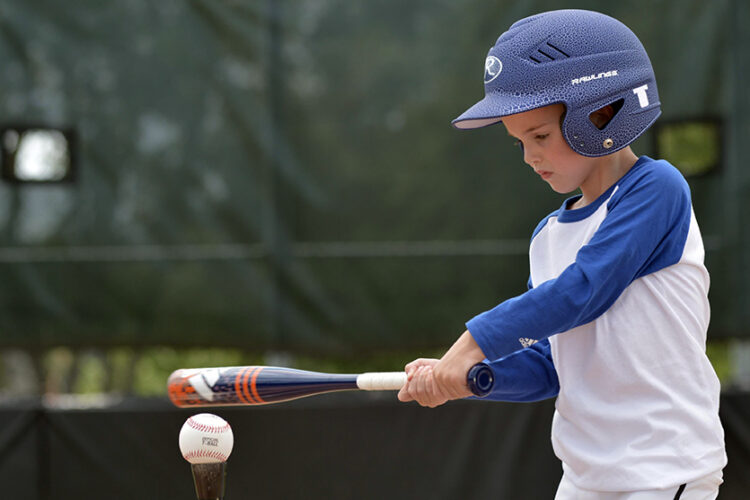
187, 417, 231, 434
183, 450, 229, 462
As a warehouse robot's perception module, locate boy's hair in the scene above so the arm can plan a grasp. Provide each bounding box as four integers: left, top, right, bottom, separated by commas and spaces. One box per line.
452, 10, 660, 157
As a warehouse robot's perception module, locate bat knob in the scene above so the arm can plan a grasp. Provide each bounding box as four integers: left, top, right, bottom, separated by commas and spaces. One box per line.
467, 363, 494, 398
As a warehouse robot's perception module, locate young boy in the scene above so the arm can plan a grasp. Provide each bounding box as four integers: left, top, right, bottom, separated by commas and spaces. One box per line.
398, 10, 727, 499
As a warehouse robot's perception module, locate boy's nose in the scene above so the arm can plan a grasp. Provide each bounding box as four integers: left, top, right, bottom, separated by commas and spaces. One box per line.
524, 152, 541, 169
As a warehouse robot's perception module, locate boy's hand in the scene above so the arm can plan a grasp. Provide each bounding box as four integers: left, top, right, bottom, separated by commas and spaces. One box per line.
397, 358, 438, 404
398, 365, 450, 408
397, 330, 486, 407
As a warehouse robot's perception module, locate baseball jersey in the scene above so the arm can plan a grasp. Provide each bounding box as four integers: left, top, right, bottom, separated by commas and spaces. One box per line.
466, 156, 727, 491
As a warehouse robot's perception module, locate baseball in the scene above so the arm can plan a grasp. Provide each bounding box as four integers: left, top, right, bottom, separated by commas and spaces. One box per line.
179, 413, 234, 464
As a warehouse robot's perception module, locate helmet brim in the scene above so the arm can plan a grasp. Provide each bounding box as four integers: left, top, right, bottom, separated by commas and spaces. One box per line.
451, 95, 506, 129
451, 92, 556, 129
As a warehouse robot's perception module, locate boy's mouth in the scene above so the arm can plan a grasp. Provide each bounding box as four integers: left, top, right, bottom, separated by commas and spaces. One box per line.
537, 170, 553, 180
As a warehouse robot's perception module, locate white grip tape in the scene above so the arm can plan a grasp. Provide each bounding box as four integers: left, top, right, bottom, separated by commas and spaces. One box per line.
356, 372, 407, 391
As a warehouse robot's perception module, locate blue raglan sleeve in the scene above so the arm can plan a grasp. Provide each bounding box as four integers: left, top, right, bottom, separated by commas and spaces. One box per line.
479, 338, 559, 402
467, 161, 692, 361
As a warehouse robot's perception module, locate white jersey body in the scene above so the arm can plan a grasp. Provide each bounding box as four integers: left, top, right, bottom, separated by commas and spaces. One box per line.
533, 189, 725, 490
467, 157, 727, 491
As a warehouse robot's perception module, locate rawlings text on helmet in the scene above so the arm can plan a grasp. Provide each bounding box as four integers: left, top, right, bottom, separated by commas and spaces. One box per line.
571, 70, 618, 85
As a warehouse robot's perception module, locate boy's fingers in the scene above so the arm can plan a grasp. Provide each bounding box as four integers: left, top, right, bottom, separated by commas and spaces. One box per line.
405, 358, 439, 380
404, 360, 421, 379
412, 367, 432, 406
397, 386, 414, 402
415, 366, 446, 408
399, 366, 430, 403
404, 359, 422, 372
405, 358, 435, 371
399, 365, 450, 408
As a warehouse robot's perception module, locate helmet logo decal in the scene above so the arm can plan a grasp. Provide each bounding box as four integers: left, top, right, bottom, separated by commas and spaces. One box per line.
633, 84, 650, 108
571, 70, 618, 85
484, 56, 503, 83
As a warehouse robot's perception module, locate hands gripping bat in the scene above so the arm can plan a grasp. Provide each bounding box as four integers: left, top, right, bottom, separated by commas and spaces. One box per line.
167, 363, 494, 407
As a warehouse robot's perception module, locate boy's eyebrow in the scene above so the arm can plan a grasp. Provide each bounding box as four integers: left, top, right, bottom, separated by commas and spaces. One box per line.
524, 123, 548, 134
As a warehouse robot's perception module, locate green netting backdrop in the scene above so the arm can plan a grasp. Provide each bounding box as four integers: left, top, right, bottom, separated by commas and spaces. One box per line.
0, 0, 746, 350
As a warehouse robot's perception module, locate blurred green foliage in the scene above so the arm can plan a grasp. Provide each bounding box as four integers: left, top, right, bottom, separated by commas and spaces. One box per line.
706, 340, 731, 386
657, 120, 721, 176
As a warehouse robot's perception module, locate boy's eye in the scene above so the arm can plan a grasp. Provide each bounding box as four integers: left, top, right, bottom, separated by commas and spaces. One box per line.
535, 133, 549, 141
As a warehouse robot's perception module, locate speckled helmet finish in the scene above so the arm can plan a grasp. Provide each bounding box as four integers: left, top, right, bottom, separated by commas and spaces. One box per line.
452, 10, 661, 157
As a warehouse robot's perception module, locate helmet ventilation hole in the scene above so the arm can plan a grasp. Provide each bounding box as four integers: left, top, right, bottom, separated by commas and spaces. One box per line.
546, 42, 569, 57
537, 49, 554, 60
528, 42, 570, 64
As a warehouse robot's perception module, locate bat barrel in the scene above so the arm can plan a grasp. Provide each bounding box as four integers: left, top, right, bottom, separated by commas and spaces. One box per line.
168, 366, 359, 407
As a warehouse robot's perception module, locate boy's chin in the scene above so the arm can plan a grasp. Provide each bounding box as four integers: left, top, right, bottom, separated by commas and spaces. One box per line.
547, 183, 577, 195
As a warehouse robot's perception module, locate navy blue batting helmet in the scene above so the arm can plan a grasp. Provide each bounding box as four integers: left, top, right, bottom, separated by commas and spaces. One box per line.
452, 10, 661, 157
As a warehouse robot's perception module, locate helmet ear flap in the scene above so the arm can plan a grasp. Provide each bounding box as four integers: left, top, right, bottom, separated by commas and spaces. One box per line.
563, 90, 660, 157
589, 99, 624, 130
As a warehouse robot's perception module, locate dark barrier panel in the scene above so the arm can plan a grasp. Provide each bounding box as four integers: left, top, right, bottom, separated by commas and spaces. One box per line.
0, 392, 747, 499
720, 391, 750, 498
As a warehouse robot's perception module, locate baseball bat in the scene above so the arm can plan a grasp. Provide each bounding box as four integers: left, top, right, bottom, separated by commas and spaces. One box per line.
167, 363, 494, 407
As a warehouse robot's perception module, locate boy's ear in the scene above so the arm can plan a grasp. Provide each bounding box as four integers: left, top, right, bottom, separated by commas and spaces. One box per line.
589, 99, 624, 130
589, 105, 615, 130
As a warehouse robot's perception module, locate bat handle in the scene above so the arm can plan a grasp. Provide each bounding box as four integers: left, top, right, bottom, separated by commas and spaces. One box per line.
467, 362, 494, 397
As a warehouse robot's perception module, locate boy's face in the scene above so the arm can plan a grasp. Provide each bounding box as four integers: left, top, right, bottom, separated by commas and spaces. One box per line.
502, 103, 593, 194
